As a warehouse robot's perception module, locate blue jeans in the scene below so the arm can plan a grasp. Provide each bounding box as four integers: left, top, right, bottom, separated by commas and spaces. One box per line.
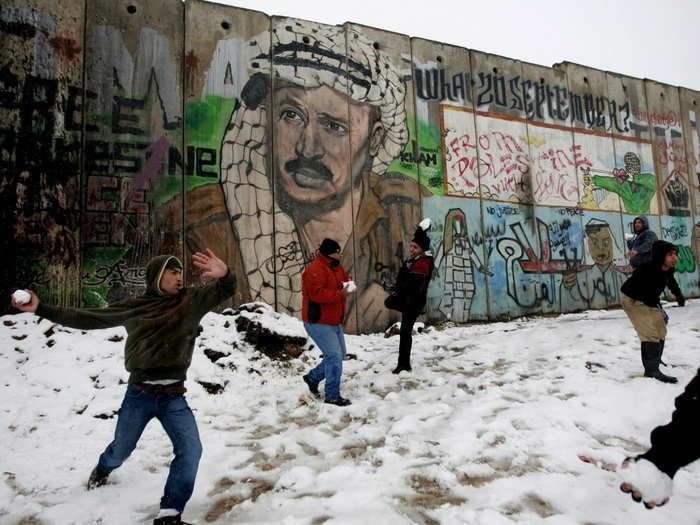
304, 322, 347, 399
97, 385, 203, 512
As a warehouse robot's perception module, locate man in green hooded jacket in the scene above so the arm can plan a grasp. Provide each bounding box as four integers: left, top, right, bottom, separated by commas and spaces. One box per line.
11, 249, 234, 525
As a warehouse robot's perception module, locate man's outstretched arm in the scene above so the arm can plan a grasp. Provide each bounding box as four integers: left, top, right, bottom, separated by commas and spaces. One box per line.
11, 290, 130, 330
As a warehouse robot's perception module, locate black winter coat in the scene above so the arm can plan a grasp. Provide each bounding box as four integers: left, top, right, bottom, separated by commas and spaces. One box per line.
620, 244, 683, 308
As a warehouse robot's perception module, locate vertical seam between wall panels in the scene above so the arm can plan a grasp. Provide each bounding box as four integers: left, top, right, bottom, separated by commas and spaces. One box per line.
468, 50, 491, 322
78, 0, 89, 307
181, 0, 186, 276
268, 16, 278, 313
344, 24, 359, 334
642, 81, 664, 220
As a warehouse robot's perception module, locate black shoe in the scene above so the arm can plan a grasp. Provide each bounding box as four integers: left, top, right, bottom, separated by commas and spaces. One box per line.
303, 374, 320, 396
153, 515, 192, 525
646, 370, 678, 384
324, 396, 351, 406
392, 365, 412, 374
87, 466, 110, 490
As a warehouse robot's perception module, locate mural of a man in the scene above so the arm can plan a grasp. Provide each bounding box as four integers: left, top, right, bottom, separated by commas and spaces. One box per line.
592, 152, 656, 214
183, 20, 424, 333
562, 218, 629, 309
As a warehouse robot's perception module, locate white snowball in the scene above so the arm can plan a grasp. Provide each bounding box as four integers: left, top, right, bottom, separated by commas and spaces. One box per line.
12, 290, 31, 305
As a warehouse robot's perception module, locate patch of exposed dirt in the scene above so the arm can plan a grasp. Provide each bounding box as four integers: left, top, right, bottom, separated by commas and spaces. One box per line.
204, 478, 274, 522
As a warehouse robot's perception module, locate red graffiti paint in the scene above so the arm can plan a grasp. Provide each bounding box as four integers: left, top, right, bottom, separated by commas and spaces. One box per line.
633, 109, 682, 129
49, 36, 81, 63
183, 50, 199, 91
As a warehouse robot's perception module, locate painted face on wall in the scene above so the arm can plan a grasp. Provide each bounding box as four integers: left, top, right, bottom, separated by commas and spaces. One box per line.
587, 227, 613, 270
273, 84, 384, 208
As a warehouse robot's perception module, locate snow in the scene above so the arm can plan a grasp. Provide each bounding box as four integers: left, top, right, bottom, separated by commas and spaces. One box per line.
1, 301, 699, 524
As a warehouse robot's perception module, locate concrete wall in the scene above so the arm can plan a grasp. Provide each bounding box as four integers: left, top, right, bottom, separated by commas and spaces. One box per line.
3, 0, 699, 332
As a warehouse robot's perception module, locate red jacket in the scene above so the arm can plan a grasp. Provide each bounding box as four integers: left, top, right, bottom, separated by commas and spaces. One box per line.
302, 253, 351, 325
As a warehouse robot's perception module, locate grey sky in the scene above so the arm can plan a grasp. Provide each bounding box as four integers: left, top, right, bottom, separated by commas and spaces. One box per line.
213, 0, 700, 92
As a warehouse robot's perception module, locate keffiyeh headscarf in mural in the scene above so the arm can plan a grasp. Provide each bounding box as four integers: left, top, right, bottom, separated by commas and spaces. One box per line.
220, 19, 408, 314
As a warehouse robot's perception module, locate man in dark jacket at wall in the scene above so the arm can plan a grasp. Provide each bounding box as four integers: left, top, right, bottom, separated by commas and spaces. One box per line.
385, 220, 435, 374
620, 240, 685, 383
301, 238, 355, 406
626, 216, 657, 268
11, 249, 234, 525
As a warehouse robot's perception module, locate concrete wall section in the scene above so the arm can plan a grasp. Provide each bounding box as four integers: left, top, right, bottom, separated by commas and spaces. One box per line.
184, 2, 269, 309
1, 0, 85, 309
412, 38, 489, 323
81, 0, 184, 306
2, 0, 698, 328
679, 89, 700, 273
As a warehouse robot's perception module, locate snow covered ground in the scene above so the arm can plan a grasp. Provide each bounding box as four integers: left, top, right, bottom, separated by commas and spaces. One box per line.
1, 301, 699, 525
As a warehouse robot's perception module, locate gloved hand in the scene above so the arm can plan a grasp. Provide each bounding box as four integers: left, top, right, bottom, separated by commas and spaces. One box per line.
677, 296, 685, 307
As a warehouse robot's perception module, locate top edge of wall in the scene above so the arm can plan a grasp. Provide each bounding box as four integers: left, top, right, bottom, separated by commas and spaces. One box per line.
190, 0, 269, 19
556, 60, 684, 90
342, 21, 409, 39
188, 1, 696, 93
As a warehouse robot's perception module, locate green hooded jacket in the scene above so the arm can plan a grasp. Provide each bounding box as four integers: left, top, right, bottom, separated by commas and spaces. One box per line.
36, 255, 236, 383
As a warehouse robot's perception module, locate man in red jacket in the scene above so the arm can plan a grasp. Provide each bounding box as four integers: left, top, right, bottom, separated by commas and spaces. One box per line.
301, 238, 355, 406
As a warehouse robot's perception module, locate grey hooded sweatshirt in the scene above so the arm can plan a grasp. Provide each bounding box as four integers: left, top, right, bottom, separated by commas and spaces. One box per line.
626, 216, 658, 267
36, 255, 235, 383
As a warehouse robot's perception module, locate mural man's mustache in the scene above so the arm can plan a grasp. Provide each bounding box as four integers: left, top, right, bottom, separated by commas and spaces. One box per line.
285, 157, 334, 188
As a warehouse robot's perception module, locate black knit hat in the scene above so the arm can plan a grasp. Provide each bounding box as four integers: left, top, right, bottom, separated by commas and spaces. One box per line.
412, 223, 431, 251
319, 238, 341, 256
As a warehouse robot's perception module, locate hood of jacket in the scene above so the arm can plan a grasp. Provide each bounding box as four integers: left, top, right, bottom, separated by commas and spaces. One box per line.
145, 255, 183, 296
633, 216, 649, 232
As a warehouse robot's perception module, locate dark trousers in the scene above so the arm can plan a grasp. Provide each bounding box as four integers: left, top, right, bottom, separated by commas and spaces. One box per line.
397, 311, 418, 368
639, 368, 700, 477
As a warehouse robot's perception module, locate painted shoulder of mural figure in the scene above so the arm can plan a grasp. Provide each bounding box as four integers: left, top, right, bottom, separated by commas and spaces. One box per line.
185, 19, 423, 333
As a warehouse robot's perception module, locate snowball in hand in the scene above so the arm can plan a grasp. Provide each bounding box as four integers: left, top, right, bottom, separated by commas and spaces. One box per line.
13, 290, 31, 305
343, 281, 357, 293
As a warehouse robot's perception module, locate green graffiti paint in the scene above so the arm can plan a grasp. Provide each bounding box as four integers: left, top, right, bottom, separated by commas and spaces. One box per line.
81, 246, 132, 307
676, 245, 697, 273
185, 95, 237, 190
387, 115, 444, 194
592, 172, 656, 214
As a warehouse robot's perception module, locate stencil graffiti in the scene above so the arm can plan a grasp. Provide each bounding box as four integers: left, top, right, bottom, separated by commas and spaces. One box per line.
431, 208, 488, 322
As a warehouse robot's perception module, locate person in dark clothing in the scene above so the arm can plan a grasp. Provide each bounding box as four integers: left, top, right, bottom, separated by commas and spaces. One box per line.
11, 249, 235, 525
620, 240, 685, 383
626, 216, 657, 268
385, 219, 435, 374
619, 368, 700, 508
301, 238, 355, 406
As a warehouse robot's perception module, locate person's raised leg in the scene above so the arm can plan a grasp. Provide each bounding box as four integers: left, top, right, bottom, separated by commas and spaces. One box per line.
394, 311, 416, 373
